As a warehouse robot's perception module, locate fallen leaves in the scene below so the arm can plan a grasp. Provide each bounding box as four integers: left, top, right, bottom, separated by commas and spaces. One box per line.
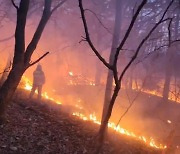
0, 95, 161, 154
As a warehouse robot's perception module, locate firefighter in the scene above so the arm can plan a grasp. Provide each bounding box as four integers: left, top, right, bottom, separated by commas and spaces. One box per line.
29, 64, 45, 100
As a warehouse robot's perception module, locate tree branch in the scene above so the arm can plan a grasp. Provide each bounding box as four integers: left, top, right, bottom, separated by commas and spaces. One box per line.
51, 0, 67, 14
11, 0, 19, 10
78, 0, 112, 70
27, 51, 49, 68
0, 61, 12, 75
0, 34, 14, 42
13, 0, 30, 65
113, 0, 147, 67
84, 9, 112, 35
118, 0, 174, 83
24, 0, 52, 66
135, 44, 168, 65
168, 18, 173, 47
171, 39, 180, 44
0, 70, 9, 75
116, 90, 141, 126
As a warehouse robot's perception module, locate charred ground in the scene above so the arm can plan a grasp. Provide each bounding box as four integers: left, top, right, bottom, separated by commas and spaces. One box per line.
0, 90, 162, 154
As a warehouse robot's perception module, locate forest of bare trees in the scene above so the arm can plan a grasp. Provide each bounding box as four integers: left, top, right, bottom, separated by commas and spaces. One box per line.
0, 0, 179, 154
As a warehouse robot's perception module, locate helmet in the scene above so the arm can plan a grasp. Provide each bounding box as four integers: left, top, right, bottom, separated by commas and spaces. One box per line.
36, 64, 42, 71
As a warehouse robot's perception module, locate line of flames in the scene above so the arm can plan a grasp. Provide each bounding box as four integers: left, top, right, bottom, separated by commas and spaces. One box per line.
69, 71, 180, 103
133, 87, 180, 104
21, 75, 167, 150
72, 112, 167, 150
21, 76, 62, 105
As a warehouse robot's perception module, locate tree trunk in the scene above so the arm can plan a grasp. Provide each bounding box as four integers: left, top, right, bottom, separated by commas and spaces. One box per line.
0, 63, 25, 122
0, 0, 55, 123
162, 44, 177, 102
162, 50, 173, 102
101, 0, 122, 123
95, 86, 120, 154
162, 13, 179, 102
0, 0, 29, 123
97, 1, 122, 152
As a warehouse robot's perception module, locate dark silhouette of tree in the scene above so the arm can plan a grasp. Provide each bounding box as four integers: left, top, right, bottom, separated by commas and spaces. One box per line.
78, 0, 176, 153
102, 0, 122, 124
162, 5, 180, 102
0, 0, 66, 123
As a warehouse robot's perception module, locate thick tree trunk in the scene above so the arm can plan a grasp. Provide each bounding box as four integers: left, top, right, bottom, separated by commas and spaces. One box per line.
162, 46, 174, 102
0, 64, 25, 122
0, 0, 54, 123
101, 0, 122, 123
97, 1, 122, 153
0, 0, 29, 123
162, 13, 179, 102
95, 86, 120, 154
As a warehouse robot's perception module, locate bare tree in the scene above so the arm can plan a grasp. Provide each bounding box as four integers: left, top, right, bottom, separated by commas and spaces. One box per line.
102, 0, 122, 124
162, 8, 180, 102
78, 0, 176, 153
0, 0, 66, 123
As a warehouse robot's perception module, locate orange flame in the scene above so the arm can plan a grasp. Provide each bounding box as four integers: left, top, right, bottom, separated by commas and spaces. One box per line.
72, 112, 167, 149
68, 72, 96, 86
21, 75, 167, 150
21, 76, 62, 104
132, 83, 180, 103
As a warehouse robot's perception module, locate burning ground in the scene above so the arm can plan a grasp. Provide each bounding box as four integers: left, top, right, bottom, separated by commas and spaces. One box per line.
0, 89, 164, 154
0, 0, 180, 153
8, 75, 178, 154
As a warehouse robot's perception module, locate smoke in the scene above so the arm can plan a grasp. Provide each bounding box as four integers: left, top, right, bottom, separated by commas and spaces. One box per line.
0, 0, 179, 147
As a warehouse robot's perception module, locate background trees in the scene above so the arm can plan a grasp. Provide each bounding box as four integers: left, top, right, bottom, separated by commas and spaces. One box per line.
0, 0, 179, 152
78, 0, 179, 153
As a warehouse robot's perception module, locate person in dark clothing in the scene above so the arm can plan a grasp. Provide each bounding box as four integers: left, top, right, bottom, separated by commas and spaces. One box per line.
29, 64, 45, 100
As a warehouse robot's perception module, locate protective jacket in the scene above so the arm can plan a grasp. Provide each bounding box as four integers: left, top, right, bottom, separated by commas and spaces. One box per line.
33, 67, 45, 86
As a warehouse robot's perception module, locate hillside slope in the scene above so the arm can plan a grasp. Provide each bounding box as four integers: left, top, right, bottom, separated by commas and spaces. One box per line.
0, 91, 163, 154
